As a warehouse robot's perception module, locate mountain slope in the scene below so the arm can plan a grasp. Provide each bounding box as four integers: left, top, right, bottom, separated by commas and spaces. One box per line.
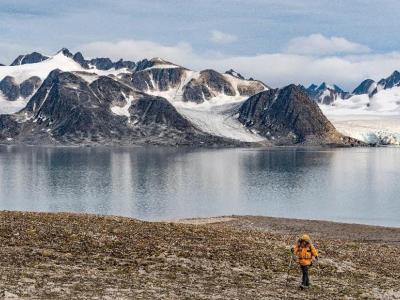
0, 48, 364, 147
317, 70, 400, 145
0, 70, 241, 146
305, 82, 350, 104
0, 50, 133, 115
10, 52, 49, 66
352, 79, 377, 96
238, 85, 361, 145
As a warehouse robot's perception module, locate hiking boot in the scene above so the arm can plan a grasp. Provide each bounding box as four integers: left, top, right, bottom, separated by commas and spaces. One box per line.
300, 284, 309, 289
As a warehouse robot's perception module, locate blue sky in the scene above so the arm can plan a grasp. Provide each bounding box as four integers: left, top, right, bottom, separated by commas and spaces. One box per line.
1, 0, 400, 89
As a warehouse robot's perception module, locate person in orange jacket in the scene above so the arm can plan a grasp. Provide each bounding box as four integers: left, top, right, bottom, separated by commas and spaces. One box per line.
291, 234, 318, 288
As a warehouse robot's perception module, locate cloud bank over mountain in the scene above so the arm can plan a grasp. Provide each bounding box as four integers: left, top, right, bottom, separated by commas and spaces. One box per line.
78, 34, 400, 90
285, 34, 371, 55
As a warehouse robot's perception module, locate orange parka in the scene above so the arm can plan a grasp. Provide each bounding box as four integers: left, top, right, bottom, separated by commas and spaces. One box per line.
293, 242, 318, 266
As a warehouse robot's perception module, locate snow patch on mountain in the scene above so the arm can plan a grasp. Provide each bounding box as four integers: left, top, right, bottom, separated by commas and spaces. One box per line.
110, 94, 135, 118
146, 64, 180, 70
0, 92, 29, 114
324, 113, 400, 145
175, 101, 264, 142
321, 86, 400, 144
0, 52, 130, 84
144, 70, 266, 142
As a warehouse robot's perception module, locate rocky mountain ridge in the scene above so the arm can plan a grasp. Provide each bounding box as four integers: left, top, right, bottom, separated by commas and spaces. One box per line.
306, 69, 400, 104
0, 49, 363, 147
305, 82, 350, 104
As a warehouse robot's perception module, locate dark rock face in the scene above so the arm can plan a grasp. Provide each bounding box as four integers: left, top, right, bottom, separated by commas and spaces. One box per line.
201, 70, 236, 96
69, 51, 136, 71
59, 48, 73, 58
89, 76, 133, 107
0, 115, 21, 140
182, 81, 212, 104
183, 70, 235, 103
0, 76, 42, 101
352, 79, 376, 95
134, 59, 155, 72
129, 71, 152, 91
0, 76, 20, 101
87, 57, 136, 70
129, 95, 193, 131
114, 59, 136, 70
10, 52, 48, 66
378, 70, 400, 89
22, 70, 145, 140
73, 52, 89, 69
237, 81, 266, 97
238, 85, 345, 145
20, 76, 42, 98
128, 67, 186, 92
89, 58, 114, 70
150, 68, 184, 91
182, 69, 265, 103
225, 69, 245, 79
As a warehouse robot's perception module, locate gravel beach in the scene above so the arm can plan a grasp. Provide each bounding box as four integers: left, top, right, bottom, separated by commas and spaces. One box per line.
0, 212, 399, 299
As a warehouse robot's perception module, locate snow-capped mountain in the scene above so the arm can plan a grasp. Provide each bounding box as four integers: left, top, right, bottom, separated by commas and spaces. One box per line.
375, 70, 400, 91
11, 52, 49, 66
0, 48, 356, 147
0, 49, 130, 115
305, 82, 350, 104
352, 79, 377, 96
318, 70, 400, 145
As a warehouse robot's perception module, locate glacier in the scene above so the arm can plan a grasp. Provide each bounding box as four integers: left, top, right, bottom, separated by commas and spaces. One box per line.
320, 86, 400, 145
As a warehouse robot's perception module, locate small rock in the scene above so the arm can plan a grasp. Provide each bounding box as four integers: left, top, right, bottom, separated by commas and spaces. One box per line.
3, 291, 19, 299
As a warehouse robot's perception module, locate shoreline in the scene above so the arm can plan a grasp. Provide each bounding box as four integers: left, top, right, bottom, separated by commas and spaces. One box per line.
166, 215, 400, 229
1, 211, 399, 299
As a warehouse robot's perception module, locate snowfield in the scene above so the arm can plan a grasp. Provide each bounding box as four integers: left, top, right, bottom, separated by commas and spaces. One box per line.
0, 52, 84, 84
0, 52, 130, 115
2, 50, 399, 145
175, 102, 265, 142
321, 86, 400, 145
0, 92, 30, 114
323, 113, 400, 145
145, 69, 268, 142
0, 52, 129, 84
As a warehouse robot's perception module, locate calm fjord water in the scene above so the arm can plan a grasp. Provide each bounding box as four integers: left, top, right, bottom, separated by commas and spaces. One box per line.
0, 146, 399, 227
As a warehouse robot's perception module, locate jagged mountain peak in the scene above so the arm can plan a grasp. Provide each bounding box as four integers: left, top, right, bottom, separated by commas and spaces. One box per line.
307, 83, 318, 91
237, 84, 356, 145
317, 82, 342, 92
305, 82, 349, 104
135, 57, 178, 70
10, 51, 49, 66
352, 79, 376, 95
57, 48, 73, 57
317, 82, 329, 90
375, 69, 400, 90
225, 69, 245, 80
150, 57, 167, 64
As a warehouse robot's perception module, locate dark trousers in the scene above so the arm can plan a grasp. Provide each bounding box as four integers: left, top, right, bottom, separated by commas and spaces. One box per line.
300, 265, 310, 286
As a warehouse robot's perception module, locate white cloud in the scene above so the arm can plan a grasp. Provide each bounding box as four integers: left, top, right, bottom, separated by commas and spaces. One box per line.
209, 30, 237, 44
0, 42, 34, 65
77, 38, 400, 91
79, 39, 195, 64
286, 33, 371, 55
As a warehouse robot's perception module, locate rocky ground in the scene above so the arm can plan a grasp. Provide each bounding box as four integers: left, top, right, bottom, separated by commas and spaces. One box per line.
0, 212, 399, 299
